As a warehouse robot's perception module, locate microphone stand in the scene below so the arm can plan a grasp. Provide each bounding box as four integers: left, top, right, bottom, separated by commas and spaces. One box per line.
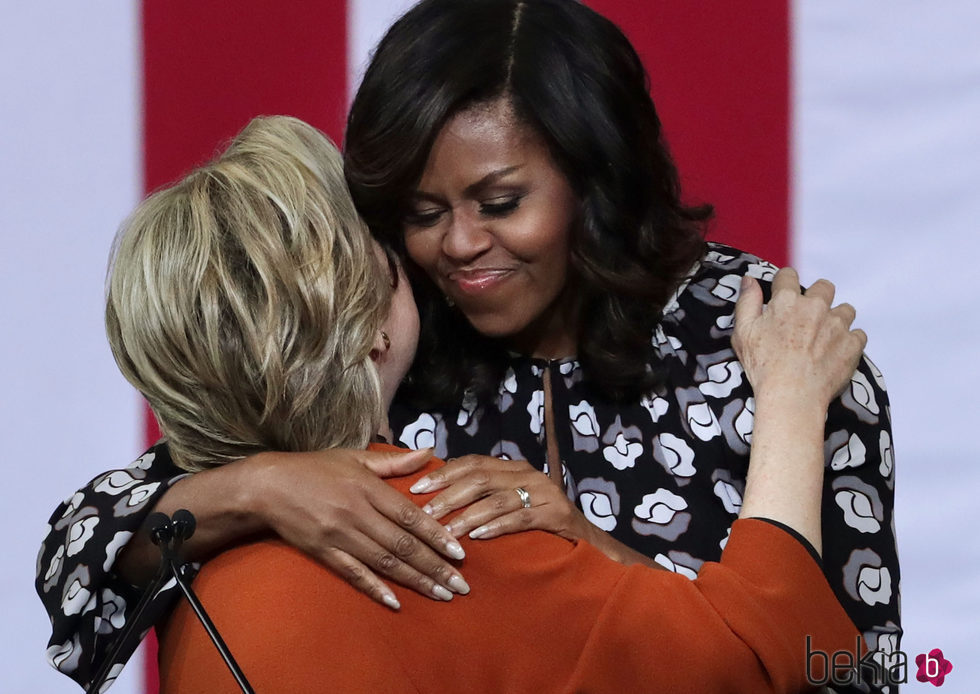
86, 510, 254, 694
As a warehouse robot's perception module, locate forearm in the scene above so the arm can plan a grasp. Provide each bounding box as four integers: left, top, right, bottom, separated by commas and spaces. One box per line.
116, 456, 268, 585
738, 391, 827, 556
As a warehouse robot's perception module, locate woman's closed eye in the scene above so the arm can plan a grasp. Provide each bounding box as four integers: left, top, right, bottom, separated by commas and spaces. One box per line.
479, 195, 523, 218
404, 207, 445, 227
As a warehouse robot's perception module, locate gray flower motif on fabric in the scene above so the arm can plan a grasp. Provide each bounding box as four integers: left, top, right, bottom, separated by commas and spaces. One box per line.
711, 469, 744, 515
569, 400, 600, 453
631, 489, 691, 540
103, 531, 134, 573
676, 387, 722, 441
61, 565, 93, 617
652, 433, 696, 483
601, 416, 644, 471
719, 396, 754, 456
456, 389, 480, 436
843, 548, 893, 606
42, 544, 66, 594
527, 389, 544, 436
94, 587, 127, 635
559, 360, 583, 389
497, 368, 518, 412
112, 482, 162, 518
93, 471, 143, 497
695, 350, 744, 398
841, 369, 880, 424
577, 477, 620, 532
826, 429, 867, 471
47, 634, 82, 674
864, 623, 902, 689
832, 476, 884, 534
879, 430, 895, 486
653, 550, 703, 580
640, 393, 669, 423
65, 510, 100, 558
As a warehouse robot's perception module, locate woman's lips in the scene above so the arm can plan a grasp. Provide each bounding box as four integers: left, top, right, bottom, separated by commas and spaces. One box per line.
447, 268, 514, 295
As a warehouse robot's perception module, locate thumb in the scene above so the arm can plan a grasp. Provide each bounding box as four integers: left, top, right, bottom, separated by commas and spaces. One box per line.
362, 446, 434, 478
734, 275, 763, 330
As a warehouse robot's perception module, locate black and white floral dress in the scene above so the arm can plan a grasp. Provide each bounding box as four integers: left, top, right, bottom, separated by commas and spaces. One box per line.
36, 244, 900, 692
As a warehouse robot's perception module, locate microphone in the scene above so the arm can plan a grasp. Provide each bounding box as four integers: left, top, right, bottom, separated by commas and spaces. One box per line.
86, 510, 254, 694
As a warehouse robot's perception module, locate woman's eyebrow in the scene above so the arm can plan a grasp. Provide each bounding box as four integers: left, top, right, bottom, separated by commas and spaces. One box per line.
412, 165, 522, 202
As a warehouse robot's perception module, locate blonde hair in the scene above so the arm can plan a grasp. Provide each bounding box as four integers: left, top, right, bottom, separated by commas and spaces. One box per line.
106, 116, 388, 472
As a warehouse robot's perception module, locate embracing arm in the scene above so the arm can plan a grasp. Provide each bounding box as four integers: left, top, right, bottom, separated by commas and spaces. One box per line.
37, 443, 470, 688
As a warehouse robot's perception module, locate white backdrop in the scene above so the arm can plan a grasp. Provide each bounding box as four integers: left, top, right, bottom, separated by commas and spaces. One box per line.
1, 1, 977, 691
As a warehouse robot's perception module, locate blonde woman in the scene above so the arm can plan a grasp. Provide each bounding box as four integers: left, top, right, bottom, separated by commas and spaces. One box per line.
101, 115, 862, 692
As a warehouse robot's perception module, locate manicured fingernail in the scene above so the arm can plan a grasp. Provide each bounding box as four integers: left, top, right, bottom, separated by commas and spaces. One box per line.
445, 540, 465, 560
382, 593, 401, 611
432, 584, 453, 601
410, 478, 432, 494
448, 574, 470, 595
469, 525, 489, 539
422, 503, 435, 516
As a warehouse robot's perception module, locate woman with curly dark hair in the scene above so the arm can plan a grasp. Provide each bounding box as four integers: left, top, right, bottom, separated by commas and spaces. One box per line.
37, 1, 899, 689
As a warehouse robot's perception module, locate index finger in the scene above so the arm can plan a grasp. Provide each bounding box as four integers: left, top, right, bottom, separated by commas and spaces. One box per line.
369, 482, 467, 561
771, 266, 802, 297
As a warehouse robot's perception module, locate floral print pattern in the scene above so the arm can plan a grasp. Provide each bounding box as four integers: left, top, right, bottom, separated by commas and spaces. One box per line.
35, 244, 899, 693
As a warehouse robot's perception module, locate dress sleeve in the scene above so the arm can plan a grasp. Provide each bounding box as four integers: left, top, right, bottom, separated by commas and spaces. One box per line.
820, 352, 902, 669
35, 441, 189, 689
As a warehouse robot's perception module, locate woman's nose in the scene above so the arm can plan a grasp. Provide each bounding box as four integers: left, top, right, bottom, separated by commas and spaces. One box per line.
441, 209, 492, 261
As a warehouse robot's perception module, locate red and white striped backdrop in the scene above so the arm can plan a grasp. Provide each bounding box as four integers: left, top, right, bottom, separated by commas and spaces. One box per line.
3, 2, 978, 691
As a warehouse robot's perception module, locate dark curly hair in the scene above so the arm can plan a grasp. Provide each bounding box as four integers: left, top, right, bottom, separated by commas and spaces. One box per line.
345, 0, 710, 406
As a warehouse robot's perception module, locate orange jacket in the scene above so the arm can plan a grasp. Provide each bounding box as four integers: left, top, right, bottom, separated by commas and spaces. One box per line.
159, 446, 859, 693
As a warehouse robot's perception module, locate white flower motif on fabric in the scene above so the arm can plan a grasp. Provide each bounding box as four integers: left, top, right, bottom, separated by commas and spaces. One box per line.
640, 394, 669, 423
715, 312, 735, 330
849, 370, 880, 415
399, 413, 437, 450
59, 492, 84, 519
457, 390, 478, 426
858, 566, 892, 606
835, 489, 882, 533
580, 491, 617, 531
864, 355, 887, 391
98, 664, 125, 693
94, 471, 141, 496
713, 479, 742, 514
879, 430, 894, 478
500, 368, 517, 395
704, 249, 736, 265
66, 516, 99, 557
62, 578, 92, 616
686, 402, 722, 441
98, 587, 127, 633
104, 530, 135, 572
653, 553, 697, 580
47, 636, 80, 672
128, 450, 157, 471
699, 359, 744, 398
735, 397, 754, 445
830, 434, 867, 470
745, 261, 777, 281
656, 433, 696, 477
527, 390, 544, 435
44, 545, 65, 582
569, 401, 600, 437
711, 274, 742, 302
126, 482, 162, 508
634, 489, 688, 525
719, 527, 731, 551
602, 433, 643, 471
